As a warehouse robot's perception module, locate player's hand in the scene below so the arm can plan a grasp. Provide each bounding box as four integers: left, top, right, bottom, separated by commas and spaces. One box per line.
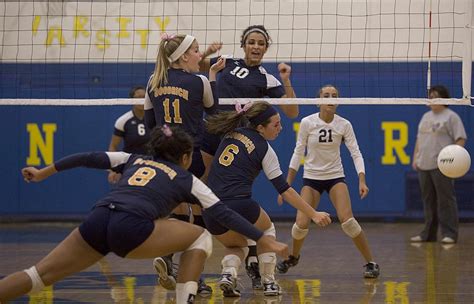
278, 62, 292, 80
359, 183, 369, 199
210, 57, 226, 73
256, 235, 289, 259
277, 194, 284, 206
311, 211, 331, 227
22, 167, 46, 183
204, 41, 223, 57
108, 171, 122, 184
411, 160, 418, 171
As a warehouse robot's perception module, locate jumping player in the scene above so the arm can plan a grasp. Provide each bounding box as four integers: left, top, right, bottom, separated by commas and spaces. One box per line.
200, 25, 300, 289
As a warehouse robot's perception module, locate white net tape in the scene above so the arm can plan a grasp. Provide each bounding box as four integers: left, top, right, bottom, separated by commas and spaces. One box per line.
0, 97, 471, 106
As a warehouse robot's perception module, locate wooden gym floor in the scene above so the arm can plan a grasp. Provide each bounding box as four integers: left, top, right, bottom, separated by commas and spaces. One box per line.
1, 222, 473, 303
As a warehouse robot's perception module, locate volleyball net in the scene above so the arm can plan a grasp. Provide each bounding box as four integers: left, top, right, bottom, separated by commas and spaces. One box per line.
0, 0, 473, 105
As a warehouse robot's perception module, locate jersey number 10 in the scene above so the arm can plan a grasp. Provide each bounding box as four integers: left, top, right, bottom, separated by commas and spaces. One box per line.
230, 66, 250, 79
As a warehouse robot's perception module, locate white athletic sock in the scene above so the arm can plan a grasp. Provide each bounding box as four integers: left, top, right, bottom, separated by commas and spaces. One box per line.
258, 252, 277, 283
221, 254, 241, 277
176, 281, 197, 304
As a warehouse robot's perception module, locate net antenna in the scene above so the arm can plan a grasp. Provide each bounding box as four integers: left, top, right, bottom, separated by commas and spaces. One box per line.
427, 0, 432, 96
462, 0, 473, 99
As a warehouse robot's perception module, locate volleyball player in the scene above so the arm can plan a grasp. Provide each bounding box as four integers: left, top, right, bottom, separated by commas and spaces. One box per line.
144, 33, 224, 294
203, 101, 331, 297
144, 33, 222, 179
275, 85, 380, 279
108, 86, 149, 184
200, 25, 300, 289
0, 126, 288, 303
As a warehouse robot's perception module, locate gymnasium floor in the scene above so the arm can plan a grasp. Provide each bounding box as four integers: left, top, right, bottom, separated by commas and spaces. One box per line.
1, 222, 473, 303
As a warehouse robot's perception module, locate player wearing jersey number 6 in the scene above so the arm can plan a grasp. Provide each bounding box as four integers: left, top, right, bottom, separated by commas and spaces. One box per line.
203, 101, 331, 297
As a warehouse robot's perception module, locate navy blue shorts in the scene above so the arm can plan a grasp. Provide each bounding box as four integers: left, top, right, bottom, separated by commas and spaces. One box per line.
79, 205, 155, 257
204, 198, 261, 235
303, 177, 346, 194
189, 146, 205, 178
200, 129, 222, 156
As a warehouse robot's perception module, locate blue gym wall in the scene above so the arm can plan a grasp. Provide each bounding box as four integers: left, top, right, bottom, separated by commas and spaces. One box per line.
0, 62, 473, 220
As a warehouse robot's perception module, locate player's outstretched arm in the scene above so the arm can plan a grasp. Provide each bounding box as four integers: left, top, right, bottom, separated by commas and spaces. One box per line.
22, 165, 57, 183
22, 152, 128, 183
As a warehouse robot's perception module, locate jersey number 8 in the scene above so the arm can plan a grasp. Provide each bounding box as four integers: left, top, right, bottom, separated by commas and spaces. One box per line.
128, 167, 157, 186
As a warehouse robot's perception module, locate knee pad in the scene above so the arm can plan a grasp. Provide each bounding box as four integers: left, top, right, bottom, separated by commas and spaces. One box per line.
291, 223, 309, 240
263, 223, 276, 238
24, 266, 45, 294
186, 230, 212, 258
341, 217, 362, 238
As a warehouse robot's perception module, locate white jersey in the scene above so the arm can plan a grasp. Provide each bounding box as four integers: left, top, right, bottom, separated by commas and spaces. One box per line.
289, 113, 365, 180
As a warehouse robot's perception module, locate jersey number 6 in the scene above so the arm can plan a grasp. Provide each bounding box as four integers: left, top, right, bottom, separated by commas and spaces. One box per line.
218, 144, 240, 166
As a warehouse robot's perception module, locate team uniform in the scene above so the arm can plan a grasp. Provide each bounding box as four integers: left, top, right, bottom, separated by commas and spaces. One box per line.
204, 127, 289, 234
144, 69, 216, 177
289, 113, 365, 192
276, 112, 380, 279
51, 151, 264, 258
113, 110, 150, 154
201, 57, 286, 156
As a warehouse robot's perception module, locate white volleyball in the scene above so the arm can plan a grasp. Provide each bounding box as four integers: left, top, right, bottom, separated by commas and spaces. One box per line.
437, 145, 471, 178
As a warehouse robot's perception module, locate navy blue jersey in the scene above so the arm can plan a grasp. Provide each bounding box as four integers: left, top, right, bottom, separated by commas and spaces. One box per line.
210, 57, 286, 111
98, 153, 204, 219
113, 110, 150, 154
144, 69, 214, 147
54, 152, 263, 241
52, 151, 264, 241
207, 128, 289, 199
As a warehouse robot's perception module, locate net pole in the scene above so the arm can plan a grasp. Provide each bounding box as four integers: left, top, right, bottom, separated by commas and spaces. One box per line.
427, 0, 432, 96
462, 0, 473, 99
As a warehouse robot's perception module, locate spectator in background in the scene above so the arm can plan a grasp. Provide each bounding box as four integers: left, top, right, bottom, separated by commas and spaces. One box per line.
108, 86, 149, 184
410, 85, 467, 244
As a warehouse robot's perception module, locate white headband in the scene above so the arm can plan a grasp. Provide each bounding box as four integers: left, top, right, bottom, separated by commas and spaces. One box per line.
168, 35, 195, 62
242, 28, 269, 45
